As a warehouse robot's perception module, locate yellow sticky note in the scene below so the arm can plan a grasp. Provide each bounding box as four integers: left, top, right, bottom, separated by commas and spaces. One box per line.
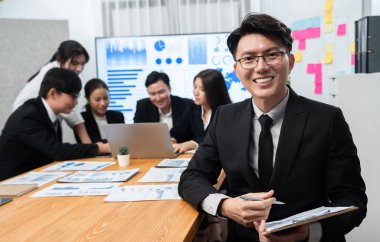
325, 23, 333, 33
294, 51, 303, 62
325, 0, 333, 11
324, 11, 333, 24
349, 42, 355, 54
323, 52, 333, 64
325, 43, 333, 52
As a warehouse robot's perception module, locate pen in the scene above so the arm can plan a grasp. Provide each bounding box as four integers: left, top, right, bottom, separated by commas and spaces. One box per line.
239, 195, 285, 205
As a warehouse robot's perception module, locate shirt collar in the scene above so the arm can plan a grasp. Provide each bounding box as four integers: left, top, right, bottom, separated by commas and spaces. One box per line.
158, 107, 172, 117
252, 88, 289, 123
41, 98, 58, 123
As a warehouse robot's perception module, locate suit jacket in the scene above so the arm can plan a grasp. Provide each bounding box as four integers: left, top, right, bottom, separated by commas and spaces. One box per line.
178, 88, 367, 242
0, 98, 99, 181
76, 105, 125, 143
133, 95, 193, 130
170, 104, 214, 144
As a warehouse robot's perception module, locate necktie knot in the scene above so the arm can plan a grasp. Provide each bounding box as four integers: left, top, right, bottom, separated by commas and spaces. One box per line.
258, 115, 273, 131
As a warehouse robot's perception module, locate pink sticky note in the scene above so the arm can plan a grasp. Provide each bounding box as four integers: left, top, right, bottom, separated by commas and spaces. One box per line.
299, 29, 307, 39
314, 84, 322, 94
298, 39, 306, 50
307, 64, 315, 74
351, 54, 355, 65
337, 24, 346, 36
292, 30, 300, 40
311, 27, 321, 38
315, 64, 322, 74
315, 73, 322, 85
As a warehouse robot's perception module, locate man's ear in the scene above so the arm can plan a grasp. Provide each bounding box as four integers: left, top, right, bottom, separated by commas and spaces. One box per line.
47, 88, 57, 99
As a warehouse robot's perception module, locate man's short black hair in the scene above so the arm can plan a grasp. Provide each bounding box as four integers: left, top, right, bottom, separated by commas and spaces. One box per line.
145, 71, 170, 88
227, 12, 293, 61
39, 67, 82, 98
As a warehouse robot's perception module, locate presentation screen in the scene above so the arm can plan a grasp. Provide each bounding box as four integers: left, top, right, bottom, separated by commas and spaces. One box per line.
95, 33, 250, 123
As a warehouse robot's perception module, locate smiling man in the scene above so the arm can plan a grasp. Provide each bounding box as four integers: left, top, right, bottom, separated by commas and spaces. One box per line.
178, 13, 367, 242
133, 71, 193, 131
0, 68, 110, 181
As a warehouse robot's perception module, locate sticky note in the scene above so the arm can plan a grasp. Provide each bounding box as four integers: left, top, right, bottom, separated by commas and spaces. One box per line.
295, 51, 303, 62
351, 54, 355, 65
315, 74, 323, 85
337, 24, 346, 36
311, 27, 321, 38
298, 39, 306, 50
292, 30, 300, 40
307, 64, 315, 74
324, 11, 333, 24
315, 64, 322, 74
323, 52, 333, 64
349, 42, 355, 54
325, 23, 333, 33
324, 0, 333, 11
314, 84, 322, 94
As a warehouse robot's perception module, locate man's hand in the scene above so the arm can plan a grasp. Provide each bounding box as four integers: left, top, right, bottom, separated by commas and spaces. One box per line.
172, 141, 196, 153
254, 220, 309, 242
96, 142, 110, 154
218, 190, 276, 228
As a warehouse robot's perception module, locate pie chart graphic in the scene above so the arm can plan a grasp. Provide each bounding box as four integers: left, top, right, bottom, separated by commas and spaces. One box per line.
154, 40, 165, 51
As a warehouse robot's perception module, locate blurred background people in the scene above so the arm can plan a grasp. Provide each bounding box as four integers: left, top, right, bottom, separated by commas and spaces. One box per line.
171, 69, 231, 153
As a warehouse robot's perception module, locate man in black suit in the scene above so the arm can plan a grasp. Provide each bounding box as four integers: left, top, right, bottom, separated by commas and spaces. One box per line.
0, 68, 110, 181
178, 13, 367, 242
133, 71, 193, 131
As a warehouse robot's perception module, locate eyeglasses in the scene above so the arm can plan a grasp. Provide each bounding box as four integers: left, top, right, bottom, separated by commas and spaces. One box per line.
237, 51, 287, 70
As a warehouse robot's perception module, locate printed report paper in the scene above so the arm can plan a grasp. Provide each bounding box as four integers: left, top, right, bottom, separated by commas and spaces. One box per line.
138, 167, 185, 182
2, 172, 71, 187
58, 169, 140, 183
104, 184, 180, 202
31, 183, 121, 197
155, 158, 191, 168
42, 161, 115, 171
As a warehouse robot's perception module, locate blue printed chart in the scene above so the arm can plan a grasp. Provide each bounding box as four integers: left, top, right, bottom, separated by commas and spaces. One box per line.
96, 33, 251, 123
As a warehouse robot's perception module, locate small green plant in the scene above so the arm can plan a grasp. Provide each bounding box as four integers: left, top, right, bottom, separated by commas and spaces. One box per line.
119, 146, 129, 155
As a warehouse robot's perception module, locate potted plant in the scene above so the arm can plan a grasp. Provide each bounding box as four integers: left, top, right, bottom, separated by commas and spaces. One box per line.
117, 146, 130, 167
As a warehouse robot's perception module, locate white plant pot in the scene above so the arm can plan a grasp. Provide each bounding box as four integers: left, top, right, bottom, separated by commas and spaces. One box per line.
117, 154, 130, 167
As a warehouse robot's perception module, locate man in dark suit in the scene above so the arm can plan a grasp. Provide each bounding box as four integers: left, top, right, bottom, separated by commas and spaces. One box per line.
133, 71, 193, 131
178, 13, 367, 242
0, 68, 110, 181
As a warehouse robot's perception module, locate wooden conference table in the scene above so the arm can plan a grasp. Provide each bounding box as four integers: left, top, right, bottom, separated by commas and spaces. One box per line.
0, 154, 202, 241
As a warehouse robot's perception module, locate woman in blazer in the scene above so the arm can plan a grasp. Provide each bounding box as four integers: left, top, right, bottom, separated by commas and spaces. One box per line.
170, 69, 231, 153
76, 78, 124, 143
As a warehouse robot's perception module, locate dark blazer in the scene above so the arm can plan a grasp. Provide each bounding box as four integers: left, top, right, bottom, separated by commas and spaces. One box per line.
170, 104, 214, 144
133, 95, 193, 130
178, 88, 367, 242
0, 98, 99, 181
76, 105, 125, 143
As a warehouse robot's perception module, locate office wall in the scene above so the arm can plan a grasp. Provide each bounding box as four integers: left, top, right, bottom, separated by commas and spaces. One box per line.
0, 0, 103, 141
261, 0, 362, 105
0, 19, 69, 131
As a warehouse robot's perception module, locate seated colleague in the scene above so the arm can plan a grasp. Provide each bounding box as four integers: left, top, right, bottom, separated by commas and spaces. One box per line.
170, 69, 231, 153
178, 13, 367, 242
76, 78, 125, 143
0, 68, 110, 181
12, 40, 92, 144
133, 71, 193, 131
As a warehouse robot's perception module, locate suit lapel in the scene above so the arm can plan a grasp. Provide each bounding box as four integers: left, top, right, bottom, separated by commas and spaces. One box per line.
270, 88, 308, 188
233, 99, 261, 188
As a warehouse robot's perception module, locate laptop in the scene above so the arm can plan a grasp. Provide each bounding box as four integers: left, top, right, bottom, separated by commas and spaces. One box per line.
104, 123, 179, 159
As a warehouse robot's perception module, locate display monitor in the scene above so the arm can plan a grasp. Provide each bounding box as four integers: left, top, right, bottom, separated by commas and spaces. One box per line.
95, 33, 250, 123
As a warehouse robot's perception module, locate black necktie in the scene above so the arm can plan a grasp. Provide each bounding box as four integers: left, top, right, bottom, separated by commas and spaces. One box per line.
53, 120, 62, 143
258, 114, 273, 188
